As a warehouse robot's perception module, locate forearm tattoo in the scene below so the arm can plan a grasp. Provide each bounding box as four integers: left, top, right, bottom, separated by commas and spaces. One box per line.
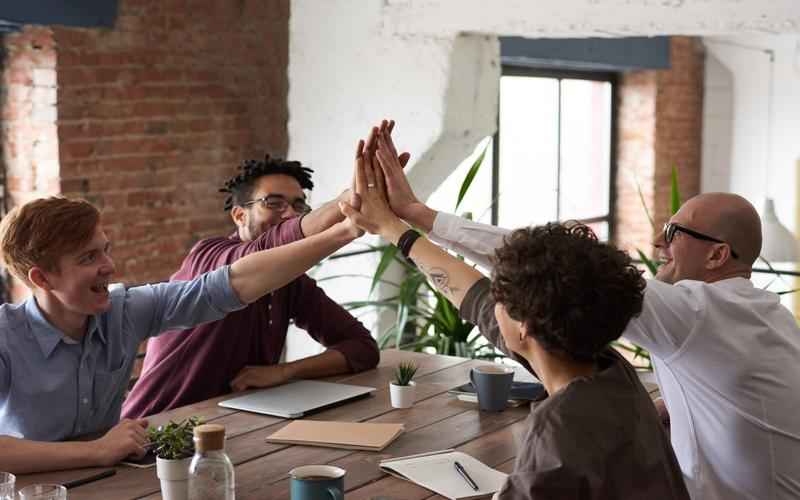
419, 264, 460, 298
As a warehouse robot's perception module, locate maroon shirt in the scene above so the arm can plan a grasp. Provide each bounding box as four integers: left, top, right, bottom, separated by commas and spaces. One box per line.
122, 217, 378, 418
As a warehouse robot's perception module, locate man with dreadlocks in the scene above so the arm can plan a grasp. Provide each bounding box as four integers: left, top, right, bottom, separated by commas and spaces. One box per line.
122, 141, 397, 417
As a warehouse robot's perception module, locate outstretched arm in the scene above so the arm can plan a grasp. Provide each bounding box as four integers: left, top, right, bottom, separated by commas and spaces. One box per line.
229, 202, 361, 305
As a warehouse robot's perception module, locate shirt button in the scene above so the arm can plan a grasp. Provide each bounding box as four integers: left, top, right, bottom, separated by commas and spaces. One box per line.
82, 398, 89, 405
268, 304, 272, 310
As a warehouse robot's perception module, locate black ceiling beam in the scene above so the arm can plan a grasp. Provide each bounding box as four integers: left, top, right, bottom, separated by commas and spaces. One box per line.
501, 36, 671, 72
1, 1, 118, 30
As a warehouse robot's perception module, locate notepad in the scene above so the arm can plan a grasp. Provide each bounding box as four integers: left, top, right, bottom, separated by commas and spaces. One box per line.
380, 449, 508, 500
265, 420, 404, 451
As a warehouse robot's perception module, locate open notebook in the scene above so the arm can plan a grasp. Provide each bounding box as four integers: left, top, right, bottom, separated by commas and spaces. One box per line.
380, 449, 507, 500
266, 420, 404, 451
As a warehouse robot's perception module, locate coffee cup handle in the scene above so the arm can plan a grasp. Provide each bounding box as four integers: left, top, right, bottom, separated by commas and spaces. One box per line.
469, 368, 476, 388
327, 486, 344, 500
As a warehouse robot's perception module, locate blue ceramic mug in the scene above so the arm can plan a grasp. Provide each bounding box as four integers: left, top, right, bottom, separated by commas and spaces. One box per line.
289, 465, 345, 500
470, 365, 514, 412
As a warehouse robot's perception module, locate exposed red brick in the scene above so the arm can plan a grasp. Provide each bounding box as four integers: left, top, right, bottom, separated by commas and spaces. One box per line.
1, 1, 289, 302
614, 37, 704, 261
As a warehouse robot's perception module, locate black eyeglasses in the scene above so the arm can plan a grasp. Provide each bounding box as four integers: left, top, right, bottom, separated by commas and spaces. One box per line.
663, 222, 739, 259
242, 195, 311, 215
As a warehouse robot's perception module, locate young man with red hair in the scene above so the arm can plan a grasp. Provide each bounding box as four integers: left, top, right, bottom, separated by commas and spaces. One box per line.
0, 195, 361, 473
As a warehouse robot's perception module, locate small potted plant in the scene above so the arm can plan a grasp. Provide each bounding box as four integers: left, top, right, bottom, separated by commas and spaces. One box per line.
150, 416, 202, 500
390, 362, 418, 409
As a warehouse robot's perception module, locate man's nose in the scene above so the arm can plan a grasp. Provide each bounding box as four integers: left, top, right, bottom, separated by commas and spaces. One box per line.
281, 206, 298, 219
100, 254, 116, 275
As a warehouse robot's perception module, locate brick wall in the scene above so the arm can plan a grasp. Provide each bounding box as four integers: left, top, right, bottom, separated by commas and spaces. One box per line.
615, 36, 704, 258
1, 0, 289, 300
1, 27, 60, 300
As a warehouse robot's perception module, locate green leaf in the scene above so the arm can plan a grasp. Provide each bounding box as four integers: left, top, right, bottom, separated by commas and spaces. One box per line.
633, 172, 656, 231
670, 165, 682, 215
316, 274, 401, 288
370, 245, 400, 295
636, 248, 659, 277
455, 139, 490, 212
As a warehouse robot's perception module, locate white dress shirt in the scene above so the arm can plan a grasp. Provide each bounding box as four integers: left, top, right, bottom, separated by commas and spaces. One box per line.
430, 211, 800, 500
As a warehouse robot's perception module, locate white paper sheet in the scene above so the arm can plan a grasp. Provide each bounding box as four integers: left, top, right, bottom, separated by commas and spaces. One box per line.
380, 450, 508, 500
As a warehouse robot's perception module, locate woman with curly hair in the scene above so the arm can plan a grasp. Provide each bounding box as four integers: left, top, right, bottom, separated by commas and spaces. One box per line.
340, 127, 689, 499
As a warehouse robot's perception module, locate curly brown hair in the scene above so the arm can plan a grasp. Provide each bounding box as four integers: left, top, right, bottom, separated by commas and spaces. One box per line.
491, 222, 645, 362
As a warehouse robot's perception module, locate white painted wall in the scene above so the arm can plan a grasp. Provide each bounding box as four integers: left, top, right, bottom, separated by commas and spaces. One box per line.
702, 34, 800, 228
285, 0, 499, 359
285, 1, 800, 360
381, 0, 800, 38
701, 34, 800, 308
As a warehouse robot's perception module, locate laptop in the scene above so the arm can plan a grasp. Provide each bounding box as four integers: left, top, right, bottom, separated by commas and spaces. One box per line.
218, 379, 376, 418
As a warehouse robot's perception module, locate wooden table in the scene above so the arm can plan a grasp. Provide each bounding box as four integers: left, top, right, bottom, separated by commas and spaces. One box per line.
15, 349, 541, 499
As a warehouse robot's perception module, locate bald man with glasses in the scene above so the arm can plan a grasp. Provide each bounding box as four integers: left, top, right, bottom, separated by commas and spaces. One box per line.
372, 120, 800, 500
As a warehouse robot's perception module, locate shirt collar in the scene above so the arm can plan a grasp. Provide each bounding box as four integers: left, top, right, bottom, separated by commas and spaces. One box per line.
24, 298, 104, 358
711, 276, 754, 290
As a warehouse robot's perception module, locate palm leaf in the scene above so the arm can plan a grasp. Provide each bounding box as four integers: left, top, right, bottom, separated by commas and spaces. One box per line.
455, 139, 490, 212
317, 274, 401, 288
636, 249, 659, 277
370, 245, 399, 295
633, 172, 656, 231
670, 165, 682, 215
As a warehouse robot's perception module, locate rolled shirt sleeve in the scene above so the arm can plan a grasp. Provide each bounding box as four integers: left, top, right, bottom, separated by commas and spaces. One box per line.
429, 212, 511, 271
290, 275, 379, 372
124, 265, 247, 341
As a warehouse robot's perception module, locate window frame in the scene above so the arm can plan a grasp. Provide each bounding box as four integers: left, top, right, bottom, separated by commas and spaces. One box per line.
493, 65, 619, 241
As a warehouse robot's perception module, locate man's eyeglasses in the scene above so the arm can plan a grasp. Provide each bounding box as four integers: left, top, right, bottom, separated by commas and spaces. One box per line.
242, 195, 312, 215
663, 222, 739, 259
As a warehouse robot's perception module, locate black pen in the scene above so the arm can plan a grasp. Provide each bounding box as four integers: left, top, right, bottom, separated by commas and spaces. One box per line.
454, 461, 479, 491
62, 469, 116, 489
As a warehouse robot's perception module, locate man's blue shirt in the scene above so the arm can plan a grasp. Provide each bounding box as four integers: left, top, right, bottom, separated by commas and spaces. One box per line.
0, 266, 244, 441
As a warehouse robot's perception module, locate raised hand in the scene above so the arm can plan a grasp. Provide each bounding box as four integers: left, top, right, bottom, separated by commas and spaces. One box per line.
353, 120, 410, 195
339, 135, 407, 242
374, 121, 436, 231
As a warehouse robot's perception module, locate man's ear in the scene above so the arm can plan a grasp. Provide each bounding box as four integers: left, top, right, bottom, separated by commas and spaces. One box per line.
28, 267, 52, 290
230, 206, 246, 228
706, 244, 730, 270
518, 320, 530, 344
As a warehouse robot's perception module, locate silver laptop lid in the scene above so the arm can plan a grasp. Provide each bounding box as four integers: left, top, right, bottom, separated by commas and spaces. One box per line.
218, 380, 375, 418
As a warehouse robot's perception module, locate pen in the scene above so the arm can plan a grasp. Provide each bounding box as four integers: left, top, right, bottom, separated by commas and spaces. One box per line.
454, 461, 479, 491
62, 469, 116, 489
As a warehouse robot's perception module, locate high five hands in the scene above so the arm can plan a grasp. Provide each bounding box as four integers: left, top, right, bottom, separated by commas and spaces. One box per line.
340, 119, 431, 241
339, 122, 406, 242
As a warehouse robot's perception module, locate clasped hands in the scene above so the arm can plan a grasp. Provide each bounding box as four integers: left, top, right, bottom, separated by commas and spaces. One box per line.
339, 120, 425, 244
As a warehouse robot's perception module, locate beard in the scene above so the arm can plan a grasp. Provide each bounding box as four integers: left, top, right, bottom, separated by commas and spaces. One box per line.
245, 216, 282, 241
246, 217, 264, 240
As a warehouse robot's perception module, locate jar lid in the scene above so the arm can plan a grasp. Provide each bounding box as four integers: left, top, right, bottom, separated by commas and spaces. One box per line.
193, 424, 226, 451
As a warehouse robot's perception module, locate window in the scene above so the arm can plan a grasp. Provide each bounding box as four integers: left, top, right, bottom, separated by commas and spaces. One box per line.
493, 67, 616, 240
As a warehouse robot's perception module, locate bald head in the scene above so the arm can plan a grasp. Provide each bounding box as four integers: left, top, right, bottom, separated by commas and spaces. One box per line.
678, 193, 762, 267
